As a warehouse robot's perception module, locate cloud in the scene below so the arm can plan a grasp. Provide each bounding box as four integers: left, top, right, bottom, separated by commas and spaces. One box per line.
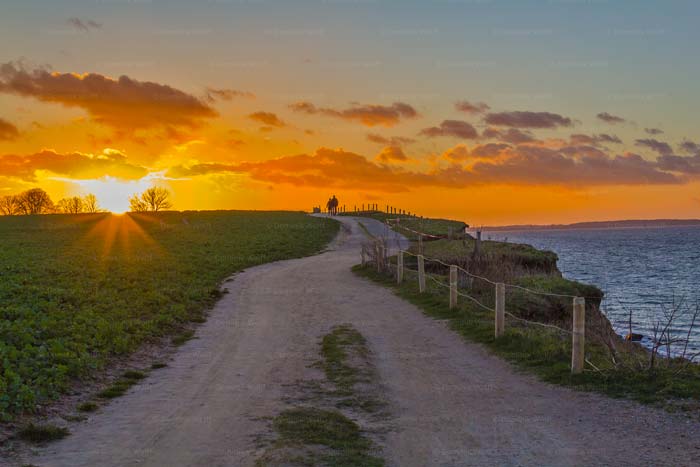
569, 133, 622, 146
248, 111, 285, 127
443, 143, 511, 162
466, 147, 679, 186
455, 100, 490, 114
167, 148, 432, 192
644, 127, 664, 135
482, 127, 536, 144
0, 118, 19, 141
0, 149, 148, 181
420, 120, 478, 139
484, 111, 573, 129
635, 138, 673, 155
656, 154, 700, 174
679, 140, 700, 155
366, 133, 415, 146
596, 112, 626, 124
0, 62, 217, 132
375, 146, 408, 163
67, 17, 102, 32
205, 87, 255, 102
289, 101, 418, 127
167, 141, 688, 193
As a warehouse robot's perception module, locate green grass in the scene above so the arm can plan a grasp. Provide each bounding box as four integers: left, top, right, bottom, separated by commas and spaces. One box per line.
320, 325, 369, 396
17, 423, 69, 443
0, 210, 338, 420
76, 401, 98, 412
354, 265, 700, 408
269, 408, 383, 466
420, 238, 558, 272
151, 362, 167, 369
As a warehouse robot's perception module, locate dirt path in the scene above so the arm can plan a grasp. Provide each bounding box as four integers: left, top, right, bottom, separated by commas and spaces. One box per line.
24, 216, 700, 466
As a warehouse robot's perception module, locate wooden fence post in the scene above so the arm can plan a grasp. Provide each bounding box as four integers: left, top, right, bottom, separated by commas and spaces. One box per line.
495, 283, 505, 337
449, 265, 458, 309
417, 255, 426, 293
418, 234, 424, 255
375, 243, 382, 272
397, 250, 404, 284
572, 297, 586, 374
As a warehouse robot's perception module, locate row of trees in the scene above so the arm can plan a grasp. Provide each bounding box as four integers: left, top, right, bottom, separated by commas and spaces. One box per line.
0, 189, 102, 215
0, 187, 173, 215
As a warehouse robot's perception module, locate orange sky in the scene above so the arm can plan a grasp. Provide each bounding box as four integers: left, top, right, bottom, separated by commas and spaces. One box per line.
2, 5, 700, 225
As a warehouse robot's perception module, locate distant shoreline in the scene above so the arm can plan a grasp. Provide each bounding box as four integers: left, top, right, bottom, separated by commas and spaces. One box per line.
479, 219, 700, 232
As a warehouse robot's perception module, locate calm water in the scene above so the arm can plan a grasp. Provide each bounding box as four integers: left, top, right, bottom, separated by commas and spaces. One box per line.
483, 226, 700, 353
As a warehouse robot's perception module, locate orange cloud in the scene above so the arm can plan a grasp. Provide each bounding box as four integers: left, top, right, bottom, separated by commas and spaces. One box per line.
205, 87, 255, 102
248, 111, 285, 127
166, 143, 695, 193
289, 101, 418, 127
0, 148, 148, 181
375, 146, 408, 163
0, 118, 19, 141
0, 62, 217, 132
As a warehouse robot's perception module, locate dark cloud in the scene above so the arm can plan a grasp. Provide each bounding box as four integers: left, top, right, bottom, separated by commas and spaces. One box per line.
484, 111, 573, 129
248, 111, 285, 127
0, 118, 19, 141
483, 127, 536, 144
471, 143, 511, 158
569, 133, 622, 146
656, 154, 700, 174
0, 62, 217, 132
289, 101, 418, 127
67, 17, 102, 32
420, 120, 478, 139
366, 133, 415, 146
635, 138, 673, 155
205, 87, 255, 102
596, 112, 626, 124
454, 100, 490, 114
0, 149, 148, 181
644, 127, 664, 135
679, 140, 700, 155
375, 146, 408, 163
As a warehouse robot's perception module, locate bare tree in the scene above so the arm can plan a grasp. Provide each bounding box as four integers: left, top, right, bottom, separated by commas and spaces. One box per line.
82, 194, 101, 213
57, 196, 84, 214
130, 187, 172, 212
16, 188, 54, 215
129, 194, 148, 212
0, 195, 19, 215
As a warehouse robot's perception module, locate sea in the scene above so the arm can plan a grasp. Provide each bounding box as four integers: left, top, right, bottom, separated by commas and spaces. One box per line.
482, 225, 700, 354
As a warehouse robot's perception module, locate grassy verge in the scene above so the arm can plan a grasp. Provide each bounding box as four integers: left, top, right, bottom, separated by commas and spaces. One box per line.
343, 212, 466, 239
0, 210, 338, 420
353, 265, 700, 410
258, 325, 384, 466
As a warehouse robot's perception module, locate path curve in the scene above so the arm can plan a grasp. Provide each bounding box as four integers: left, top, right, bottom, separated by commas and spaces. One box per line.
26, 216, 700, 466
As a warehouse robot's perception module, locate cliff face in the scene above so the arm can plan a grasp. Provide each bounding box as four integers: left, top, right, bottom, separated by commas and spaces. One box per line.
413, 237, 617, 343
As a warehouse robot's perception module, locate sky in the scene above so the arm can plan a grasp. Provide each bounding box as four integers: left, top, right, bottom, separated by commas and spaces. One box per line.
0, 0, 699, 225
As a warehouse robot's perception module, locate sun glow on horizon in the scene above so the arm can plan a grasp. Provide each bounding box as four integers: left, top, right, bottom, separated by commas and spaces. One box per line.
66, 174, 165, 214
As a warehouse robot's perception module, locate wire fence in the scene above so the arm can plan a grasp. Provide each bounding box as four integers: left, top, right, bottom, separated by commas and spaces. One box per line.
361, 234, 588, 374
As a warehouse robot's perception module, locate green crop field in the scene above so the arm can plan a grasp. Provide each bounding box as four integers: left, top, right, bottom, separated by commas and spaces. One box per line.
0, 211, 338, 420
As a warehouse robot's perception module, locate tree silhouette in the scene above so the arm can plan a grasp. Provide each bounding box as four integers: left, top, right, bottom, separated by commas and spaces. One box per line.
83, 194, 101, 213
129, 187, 172, 212
0, 195, 19, 215
16, 188, 54, 215
57, 196, 84, 214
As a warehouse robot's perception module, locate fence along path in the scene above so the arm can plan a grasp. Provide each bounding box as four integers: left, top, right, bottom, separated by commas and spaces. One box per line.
363, 221, 590, 374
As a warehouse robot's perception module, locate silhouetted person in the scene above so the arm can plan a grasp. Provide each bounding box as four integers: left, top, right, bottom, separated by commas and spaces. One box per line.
331, 195, 339, 215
